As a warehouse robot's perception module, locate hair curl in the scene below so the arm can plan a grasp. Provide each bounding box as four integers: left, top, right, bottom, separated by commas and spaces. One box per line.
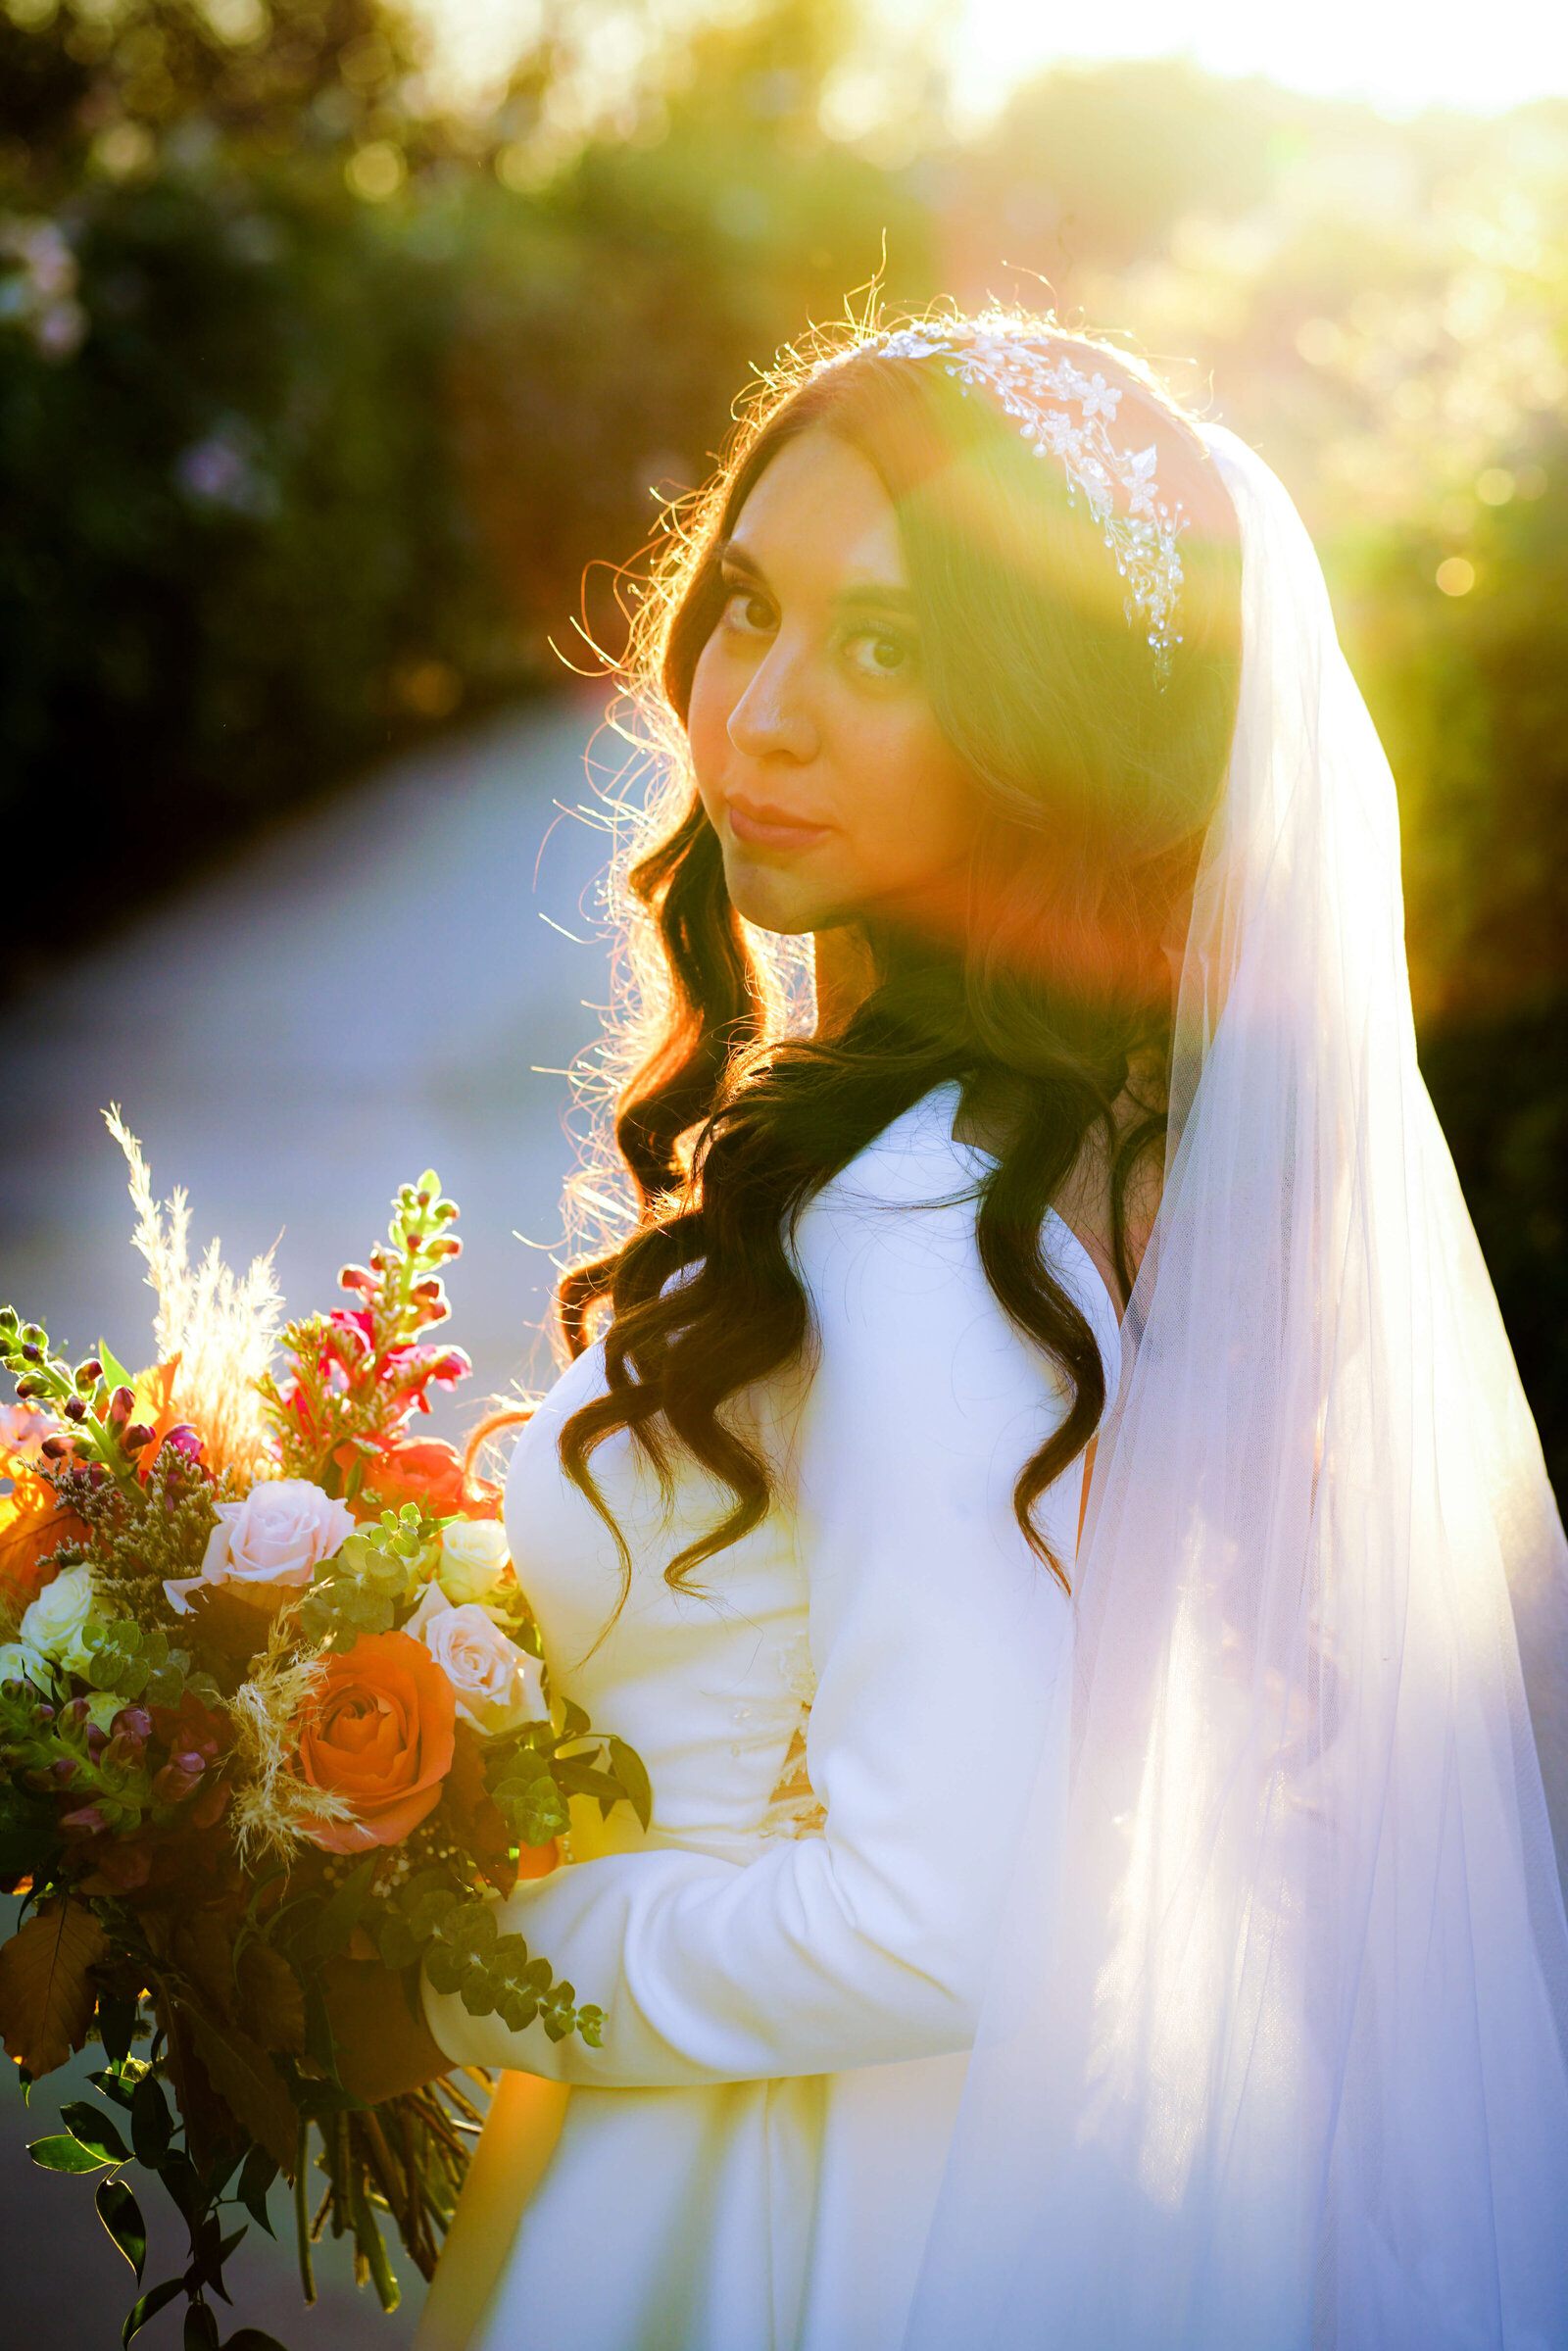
554, 307, 1243, 1614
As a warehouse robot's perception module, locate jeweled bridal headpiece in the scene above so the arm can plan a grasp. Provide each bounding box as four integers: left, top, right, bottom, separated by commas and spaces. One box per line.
875, 317, 1189, 683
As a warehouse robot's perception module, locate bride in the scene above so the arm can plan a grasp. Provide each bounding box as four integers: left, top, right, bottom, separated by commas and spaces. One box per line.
327, 309, 1568, 2349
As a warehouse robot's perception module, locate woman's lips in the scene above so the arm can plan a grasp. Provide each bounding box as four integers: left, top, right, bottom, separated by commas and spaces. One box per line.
724, 796, 833, 852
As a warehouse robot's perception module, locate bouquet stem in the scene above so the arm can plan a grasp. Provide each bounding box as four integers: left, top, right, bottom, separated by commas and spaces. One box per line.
294, 2111, 316, 2304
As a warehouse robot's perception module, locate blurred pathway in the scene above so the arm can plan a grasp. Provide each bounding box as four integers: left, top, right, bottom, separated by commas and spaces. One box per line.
0, 692, 620, 2348
0, 690, 619, 1417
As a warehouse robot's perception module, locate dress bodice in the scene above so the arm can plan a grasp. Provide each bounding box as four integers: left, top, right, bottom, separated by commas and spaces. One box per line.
501, 1079, 1119, 1871
420, 1079, 1123, 2351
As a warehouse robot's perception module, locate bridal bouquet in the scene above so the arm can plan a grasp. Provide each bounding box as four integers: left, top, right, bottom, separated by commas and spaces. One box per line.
0, 1118, 649, 2348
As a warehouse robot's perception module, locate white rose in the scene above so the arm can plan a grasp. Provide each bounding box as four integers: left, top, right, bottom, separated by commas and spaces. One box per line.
405, 1581, 546, 1735
20, 1564, 95, 1664
436, 1519, 511, 1605
0, 1639, 50, 1690
165, 1478, 357, 1614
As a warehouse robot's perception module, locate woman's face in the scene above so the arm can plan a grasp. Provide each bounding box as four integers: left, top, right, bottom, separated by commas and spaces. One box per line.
686, 428, 978, 939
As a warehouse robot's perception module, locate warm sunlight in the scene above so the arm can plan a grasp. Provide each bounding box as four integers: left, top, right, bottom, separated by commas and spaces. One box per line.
416, 0, 1568, 122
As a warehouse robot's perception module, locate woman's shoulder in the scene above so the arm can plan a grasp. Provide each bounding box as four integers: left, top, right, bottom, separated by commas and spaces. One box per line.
792, 1081, 1121, 1387
804, 1079, 989, 1216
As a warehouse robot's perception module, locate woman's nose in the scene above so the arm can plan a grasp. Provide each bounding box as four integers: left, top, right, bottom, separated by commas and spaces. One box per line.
725, 639, 818, 763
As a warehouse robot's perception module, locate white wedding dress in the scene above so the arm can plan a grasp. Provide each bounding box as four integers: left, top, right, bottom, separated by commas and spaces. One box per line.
419, 1078, 1121, 2351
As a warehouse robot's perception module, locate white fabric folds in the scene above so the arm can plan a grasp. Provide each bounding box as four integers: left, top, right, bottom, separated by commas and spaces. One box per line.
903, 423, 1568, 2350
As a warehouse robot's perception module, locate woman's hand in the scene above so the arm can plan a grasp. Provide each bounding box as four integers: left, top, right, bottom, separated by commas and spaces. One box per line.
319, 1950, 454, 2106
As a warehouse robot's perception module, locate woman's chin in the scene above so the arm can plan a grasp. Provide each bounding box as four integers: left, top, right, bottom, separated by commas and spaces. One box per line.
721, 863, 827, 937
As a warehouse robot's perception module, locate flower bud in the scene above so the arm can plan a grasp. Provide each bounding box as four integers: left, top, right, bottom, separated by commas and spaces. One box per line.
122, 1423, 155, 1450
108, 1386, 134, 1426
84, 1725, 108, 1761
110, 1704, 153, 1747
152, 1758, 202, 1803
62, 1695, 92, 1729
40, 1434, 74, 1459
64, 1396, 87, 1422
21, 1324, 46, 1347
59, 1802, 108, 1836
13, 1376, 41, 1401
50, 1756, 76, 1783
20, 1343, 42, 1364
74, 1359, 102, 1389
0, 1306, 17, 1332
338, 1264, 372, 1295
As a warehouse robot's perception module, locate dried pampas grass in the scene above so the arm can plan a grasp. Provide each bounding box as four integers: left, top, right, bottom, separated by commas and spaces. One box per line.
227, 1618, 357, 1868
105, 1106, 282, 1480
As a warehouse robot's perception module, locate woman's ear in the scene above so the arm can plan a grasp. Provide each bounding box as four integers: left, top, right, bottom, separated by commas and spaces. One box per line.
811, 924, 878, 1037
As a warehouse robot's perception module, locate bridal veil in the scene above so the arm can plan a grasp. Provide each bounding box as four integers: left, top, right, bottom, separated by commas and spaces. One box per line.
903, 417, 1568, 2348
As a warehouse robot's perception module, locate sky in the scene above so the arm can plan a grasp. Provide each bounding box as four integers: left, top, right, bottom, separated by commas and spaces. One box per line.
416, 0, 1568, 122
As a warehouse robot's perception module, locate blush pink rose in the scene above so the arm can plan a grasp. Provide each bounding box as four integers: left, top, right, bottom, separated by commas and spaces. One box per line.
405, 1581, 547, 1735
165, 1477, 356, 1615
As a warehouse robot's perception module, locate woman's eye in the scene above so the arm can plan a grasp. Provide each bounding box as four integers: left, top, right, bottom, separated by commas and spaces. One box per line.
721, 587, 774, 635
844, 628, 913, 682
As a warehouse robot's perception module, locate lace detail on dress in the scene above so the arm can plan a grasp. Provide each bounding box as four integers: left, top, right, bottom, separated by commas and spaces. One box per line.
760, 1630, 826, 1839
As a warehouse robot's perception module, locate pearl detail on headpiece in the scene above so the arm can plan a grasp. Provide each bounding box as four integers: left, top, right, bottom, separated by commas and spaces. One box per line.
876, 317, 1188, 683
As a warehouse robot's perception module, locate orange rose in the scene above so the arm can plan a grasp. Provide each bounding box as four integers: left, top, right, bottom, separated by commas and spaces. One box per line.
296, 1631, 456, 1855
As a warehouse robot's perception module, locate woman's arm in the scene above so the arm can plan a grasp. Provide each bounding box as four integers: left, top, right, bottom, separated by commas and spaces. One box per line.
419, 1171, 1102, 2087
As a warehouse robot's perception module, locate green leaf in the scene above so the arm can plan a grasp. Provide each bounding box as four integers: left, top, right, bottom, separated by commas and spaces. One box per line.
307, 1852, 379, 1963
375, 1914, 421, 1971
184, 2302, 220, 2351
62, 2096, 132, 2165
97, 1988, 140, 2068
122, 2278, 184, 2347
130, 2071, 172, 2168
607, 1738, 653, 1831
97, 1342, 135, 1396
28, 2130, 111, 2171
96, 2177, 148, 2281
236, 2144, 278, 2238
551, 1757, 622, 1808
560, 1698, 590, 1742
0, 1788, 64, 1886
158, 2147, 205, 2228
86, 2067, 137, 2112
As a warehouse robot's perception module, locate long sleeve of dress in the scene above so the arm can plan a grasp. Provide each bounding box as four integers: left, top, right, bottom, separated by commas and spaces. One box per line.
419, 1152, 1112, 2089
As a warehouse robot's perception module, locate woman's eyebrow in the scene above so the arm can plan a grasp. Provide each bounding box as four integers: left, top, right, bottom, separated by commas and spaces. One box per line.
715, 541, 915, 615
716, 538, 767, 583
834, 582, 916, 615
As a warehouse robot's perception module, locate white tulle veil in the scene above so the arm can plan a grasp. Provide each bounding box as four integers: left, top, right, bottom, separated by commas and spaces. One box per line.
902, 418, 1568, 2348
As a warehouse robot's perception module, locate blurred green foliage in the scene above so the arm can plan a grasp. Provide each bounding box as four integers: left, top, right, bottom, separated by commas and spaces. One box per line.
0, 0, 1563, 1490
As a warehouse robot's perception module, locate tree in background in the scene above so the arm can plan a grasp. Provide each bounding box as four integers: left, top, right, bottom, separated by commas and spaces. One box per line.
0, 3, 1563, 1488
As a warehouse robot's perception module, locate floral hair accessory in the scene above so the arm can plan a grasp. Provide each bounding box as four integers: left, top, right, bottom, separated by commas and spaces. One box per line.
876, 316, 1189, 682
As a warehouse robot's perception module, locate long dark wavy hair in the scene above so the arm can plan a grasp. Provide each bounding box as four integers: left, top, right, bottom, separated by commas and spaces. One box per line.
553, 309, 1243, 1612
